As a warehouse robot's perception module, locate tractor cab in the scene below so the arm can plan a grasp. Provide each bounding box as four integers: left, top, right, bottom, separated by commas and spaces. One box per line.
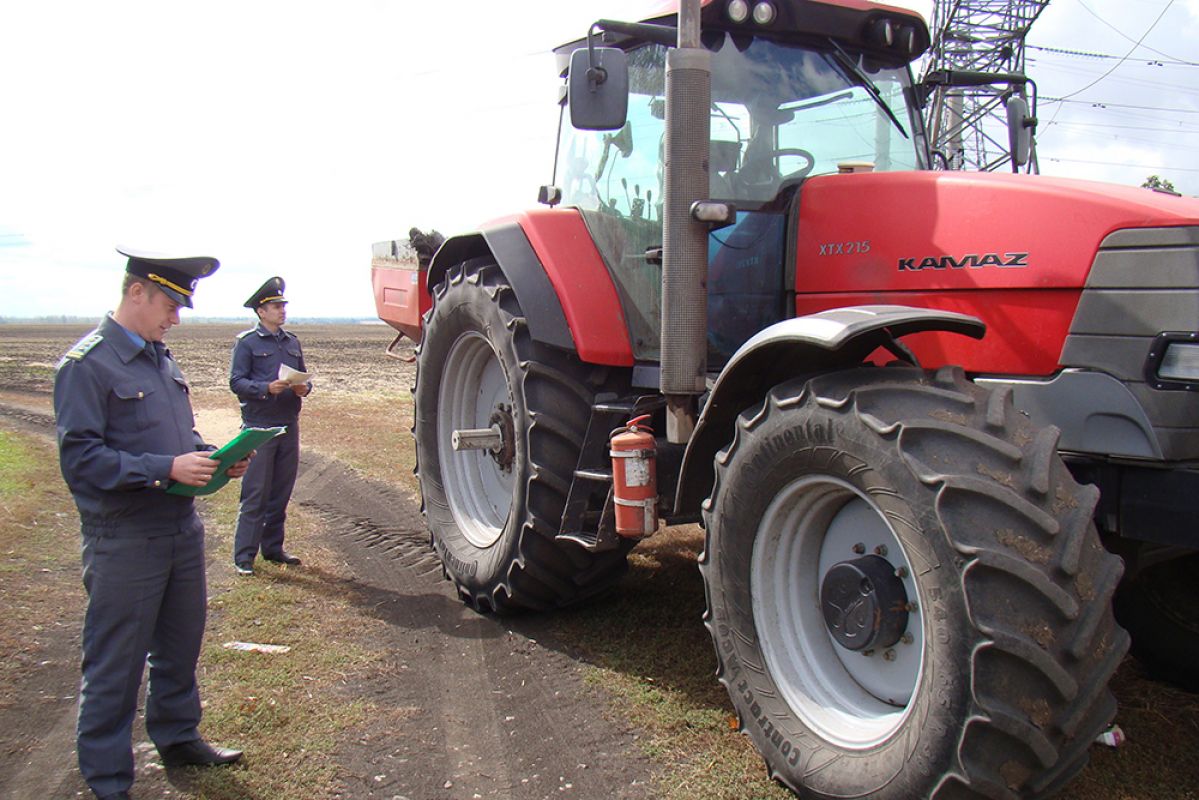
550, 1, 931, 365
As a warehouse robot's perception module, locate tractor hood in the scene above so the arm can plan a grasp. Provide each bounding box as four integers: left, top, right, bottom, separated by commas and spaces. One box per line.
792, 171, 1199, 376
795, 171, 1199, 295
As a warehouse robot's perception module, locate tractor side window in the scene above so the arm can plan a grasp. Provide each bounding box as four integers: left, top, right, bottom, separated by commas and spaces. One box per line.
557, 44, 669, 360
559, 46, 667, 220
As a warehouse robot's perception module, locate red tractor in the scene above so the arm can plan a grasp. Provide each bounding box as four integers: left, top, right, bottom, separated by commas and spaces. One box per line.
372, 1, 1199, 797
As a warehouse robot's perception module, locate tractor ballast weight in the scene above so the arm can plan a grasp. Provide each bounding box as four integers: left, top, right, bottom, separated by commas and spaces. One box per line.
372, 0, 1199, 796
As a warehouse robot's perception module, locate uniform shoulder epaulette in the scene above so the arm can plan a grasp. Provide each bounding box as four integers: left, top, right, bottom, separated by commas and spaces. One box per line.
236, 329, 257, 340
62, 332, 104, 362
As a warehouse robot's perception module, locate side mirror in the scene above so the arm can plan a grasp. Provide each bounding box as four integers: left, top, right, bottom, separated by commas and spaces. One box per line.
1005, 95, 1034, 170
569, 47, 628, 131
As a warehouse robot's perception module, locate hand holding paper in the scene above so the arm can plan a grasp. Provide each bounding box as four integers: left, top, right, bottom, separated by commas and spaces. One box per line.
278, 363, 312, 386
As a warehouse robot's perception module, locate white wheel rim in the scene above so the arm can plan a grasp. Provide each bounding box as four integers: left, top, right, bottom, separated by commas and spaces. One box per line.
438, 331, 514, 548
750, 476, 925, 749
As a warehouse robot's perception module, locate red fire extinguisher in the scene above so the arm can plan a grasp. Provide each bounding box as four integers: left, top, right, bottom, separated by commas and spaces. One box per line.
610, 414, 658, 538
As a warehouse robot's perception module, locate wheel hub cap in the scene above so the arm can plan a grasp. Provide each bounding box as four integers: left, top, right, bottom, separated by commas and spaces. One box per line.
820, 555, 909, 651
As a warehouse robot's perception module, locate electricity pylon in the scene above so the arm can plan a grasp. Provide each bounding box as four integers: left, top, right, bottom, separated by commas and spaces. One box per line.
923, 0, 1051, 171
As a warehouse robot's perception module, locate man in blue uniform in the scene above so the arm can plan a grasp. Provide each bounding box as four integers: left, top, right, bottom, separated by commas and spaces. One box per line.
229, 276, 311, 575
54, 247, 249, 800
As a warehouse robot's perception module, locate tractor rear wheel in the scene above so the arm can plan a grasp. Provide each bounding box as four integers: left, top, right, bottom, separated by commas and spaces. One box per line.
414, 258, 632, 613
1115, 553, 1199, 692
701, 366, 1129, 799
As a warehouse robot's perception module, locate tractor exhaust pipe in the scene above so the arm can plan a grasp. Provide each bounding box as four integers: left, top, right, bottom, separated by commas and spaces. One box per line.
660, 0, 710, 444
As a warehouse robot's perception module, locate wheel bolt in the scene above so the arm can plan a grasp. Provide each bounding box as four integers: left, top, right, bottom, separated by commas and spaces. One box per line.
862, 649, 875, 658
901, 633, 914, 645
894, 566, 908, 579
852, 543, 866, 554
874, 544, 888, 557
884, 649, 897, 662
906, 602, 918, 612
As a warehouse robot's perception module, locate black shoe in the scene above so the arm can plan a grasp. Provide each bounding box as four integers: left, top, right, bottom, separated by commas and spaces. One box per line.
263, 552, 301, 565
95, 792, 131, 800
234, 561, 254, 576
159, 738, 243, 767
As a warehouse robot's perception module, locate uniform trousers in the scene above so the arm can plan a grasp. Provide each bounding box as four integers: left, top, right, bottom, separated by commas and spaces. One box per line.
77, 515, 206, 796
233, 421, 300, 564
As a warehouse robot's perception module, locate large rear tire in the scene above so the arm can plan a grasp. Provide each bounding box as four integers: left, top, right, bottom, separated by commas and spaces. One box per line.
414, 258, 632, 613
701, 366, 1129, 799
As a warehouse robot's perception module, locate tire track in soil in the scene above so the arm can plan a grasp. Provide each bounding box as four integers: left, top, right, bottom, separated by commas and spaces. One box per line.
289, 456, 654, 800
0, 401, 56, 434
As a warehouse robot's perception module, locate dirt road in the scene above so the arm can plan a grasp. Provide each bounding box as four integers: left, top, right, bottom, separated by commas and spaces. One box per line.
0, 397, 652, 800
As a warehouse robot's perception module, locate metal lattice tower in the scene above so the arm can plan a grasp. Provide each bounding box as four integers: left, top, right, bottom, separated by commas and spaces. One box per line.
923, 0, 1051, 171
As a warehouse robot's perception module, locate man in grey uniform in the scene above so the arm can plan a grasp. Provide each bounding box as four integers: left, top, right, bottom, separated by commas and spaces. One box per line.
229, 276, 310, 575
54, 248, 249, 800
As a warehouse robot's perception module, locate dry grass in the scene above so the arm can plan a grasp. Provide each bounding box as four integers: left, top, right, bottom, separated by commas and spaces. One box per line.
0, 392, 397, 799
552, 526, 794, 799
0, 430, 81, 703
181, 482, 389, 799
302, 391, 417, 494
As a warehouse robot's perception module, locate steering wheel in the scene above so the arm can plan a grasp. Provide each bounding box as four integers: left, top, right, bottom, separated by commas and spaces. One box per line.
757, 148, 815, 181
733, 144, 820, 194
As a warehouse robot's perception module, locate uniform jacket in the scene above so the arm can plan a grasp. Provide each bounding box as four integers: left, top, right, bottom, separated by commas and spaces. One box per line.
229, 323, 308, 426
53, 314, 210, 537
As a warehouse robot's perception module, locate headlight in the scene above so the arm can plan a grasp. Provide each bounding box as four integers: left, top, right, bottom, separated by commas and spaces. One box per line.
1147, 332, 1199, 390
1159, 342, 1199, 382
727, 0, 749, 23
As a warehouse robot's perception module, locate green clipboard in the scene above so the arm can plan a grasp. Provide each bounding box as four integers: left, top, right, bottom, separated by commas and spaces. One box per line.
166, 426, 285, 497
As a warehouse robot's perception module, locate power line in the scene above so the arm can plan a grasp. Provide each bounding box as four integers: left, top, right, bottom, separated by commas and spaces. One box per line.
1042, 96, 1199, 114
1055, 0, 1176, 101
1028, 43, 1198, 67
1043, 155, 1199, 172
1053, 120, 1199, 133
1030, 58, 1199, 96
1074, 0, 1194, 65
1047, 126, 1199, 151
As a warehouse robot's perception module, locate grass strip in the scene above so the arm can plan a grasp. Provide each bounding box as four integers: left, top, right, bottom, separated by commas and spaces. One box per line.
552, 526, 792, 800
180, 481, 386, 799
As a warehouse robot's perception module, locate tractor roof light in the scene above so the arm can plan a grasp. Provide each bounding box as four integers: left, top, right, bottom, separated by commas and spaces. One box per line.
878, 19, 895, 46
728, 0, 749, 24
752, 1, 776, 25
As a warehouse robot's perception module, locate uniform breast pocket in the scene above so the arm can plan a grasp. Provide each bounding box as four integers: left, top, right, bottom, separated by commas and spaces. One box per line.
112, 382, 157, 429
252, 349, 276, 380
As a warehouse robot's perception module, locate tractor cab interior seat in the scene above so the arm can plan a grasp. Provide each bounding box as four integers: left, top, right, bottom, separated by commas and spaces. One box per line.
709, 139, 741, 199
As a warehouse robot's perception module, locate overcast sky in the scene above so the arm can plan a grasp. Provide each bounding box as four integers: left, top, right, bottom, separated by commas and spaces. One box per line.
1, 0, 1196, 320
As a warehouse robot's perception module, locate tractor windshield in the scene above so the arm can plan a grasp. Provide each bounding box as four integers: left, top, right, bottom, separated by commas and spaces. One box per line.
554, 32, 925, 362
556, 33, 925, 214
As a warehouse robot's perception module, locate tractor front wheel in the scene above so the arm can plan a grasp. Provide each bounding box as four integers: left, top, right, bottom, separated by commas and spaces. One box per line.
414, 258, 631, 613
701, 366, 1129, 799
